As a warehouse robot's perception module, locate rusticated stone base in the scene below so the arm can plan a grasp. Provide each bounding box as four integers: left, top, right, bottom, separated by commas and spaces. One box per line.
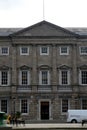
0, 126, 12, 130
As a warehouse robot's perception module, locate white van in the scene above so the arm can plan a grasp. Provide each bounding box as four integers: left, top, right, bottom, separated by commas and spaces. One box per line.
67, 110, 87, 123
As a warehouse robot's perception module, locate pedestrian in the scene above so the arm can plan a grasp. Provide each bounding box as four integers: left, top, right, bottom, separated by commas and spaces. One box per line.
7, 114, 11, 124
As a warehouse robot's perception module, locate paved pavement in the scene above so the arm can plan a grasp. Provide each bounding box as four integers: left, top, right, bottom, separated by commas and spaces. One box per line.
6, 123, 87, 129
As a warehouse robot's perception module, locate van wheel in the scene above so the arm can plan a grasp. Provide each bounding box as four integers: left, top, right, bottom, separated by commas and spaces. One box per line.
71, 119, 77, 123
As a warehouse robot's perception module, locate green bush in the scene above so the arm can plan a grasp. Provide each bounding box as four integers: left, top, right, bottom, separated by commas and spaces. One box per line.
4, 114, 8, 119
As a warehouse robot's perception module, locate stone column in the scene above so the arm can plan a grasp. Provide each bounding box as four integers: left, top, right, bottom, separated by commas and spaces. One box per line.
32, 45, 37, 91
11, 44, 17, 93
52, 45, 57, 91
71, 44, 79, 109
72, 44, 77, 85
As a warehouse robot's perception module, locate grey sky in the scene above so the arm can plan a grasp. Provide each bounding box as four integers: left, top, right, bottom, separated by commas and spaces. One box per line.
0, 0, 87, 27
0, 0, 24, 9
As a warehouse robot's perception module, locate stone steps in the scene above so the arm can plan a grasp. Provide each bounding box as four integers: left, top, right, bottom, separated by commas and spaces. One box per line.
9, 123, 87, 130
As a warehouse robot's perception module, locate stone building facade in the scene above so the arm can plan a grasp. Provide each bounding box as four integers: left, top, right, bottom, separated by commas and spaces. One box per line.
0, 20, 87, 122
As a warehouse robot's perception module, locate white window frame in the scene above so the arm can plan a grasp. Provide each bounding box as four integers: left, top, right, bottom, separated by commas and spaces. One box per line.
1, 47, 9, 55
59, 70, 70, 85
81, 99, 87, 109
0, 71, 10, 86
0, 99, 8, 114
40, 46, 49, 55
20, 99, 29, 115
39, 70, 50, 85
20, 47, 29, 55
79, 70, 87, 85
80, 46, 87, 55
19, 70, 30, 85
61, 99, 70, 114
60, 46, 69, 55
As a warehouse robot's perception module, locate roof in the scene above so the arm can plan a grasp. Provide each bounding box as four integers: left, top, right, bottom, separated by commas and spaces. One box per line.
0, 28, 22, 36
66, 28, 87, 35
10, 21, 77, 37
0, 21, 87, 36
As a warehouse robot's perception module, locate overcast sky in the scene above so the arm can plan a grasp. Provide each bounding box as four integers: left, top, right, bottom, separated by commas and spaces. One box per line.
0, 0, 87, 28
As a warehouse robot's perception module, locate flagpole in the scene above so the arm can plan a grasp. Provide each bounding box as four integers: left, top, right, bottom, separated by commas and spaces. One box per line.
43, 0, 45, 20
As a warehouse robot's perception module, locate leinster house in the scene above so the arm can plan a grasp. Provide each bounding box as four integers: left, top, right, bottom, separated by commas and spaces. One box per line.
0, 20, 87, 122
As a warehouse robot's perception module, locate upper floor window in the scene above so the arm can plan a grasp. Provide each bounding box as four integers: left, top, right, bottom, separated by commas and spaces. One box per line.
59, 70, 70, 85
0, 71, 10, 86
40, 46, 49, 55
60, 46, 69, 55
20, 47, 29, 55
79, 70, 87, 85
39, 70, 50, 85
1, 47, 9, 55
19, 70, 30, 85
1, 71, 8, 85
80, 46, 87, 55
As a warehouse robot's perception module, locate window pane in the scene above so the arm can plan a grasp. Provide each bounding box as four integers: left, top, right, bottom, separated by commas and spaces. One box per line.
40, 47, 49, 55
42, 47, 47, 53
61, 71, 68, 85
1, 71, 8, 85
42, 71, 48, 84
62, 99, 68, 112
82, 99, 87, 109
1, 47, 8, 54
81, 47, 87, 54
22, 47, 28, 53
81, 71, 87, 84
61, 47, 67, 53
21, 71, 28, 85
1, 100, 7, 113
20, 47, 29, 55
21, 99, 28, 113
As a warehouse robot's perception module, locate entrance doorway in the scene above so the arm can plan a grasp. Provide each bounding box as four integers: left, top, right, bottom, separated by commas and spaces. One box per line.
40, 101, 49, 120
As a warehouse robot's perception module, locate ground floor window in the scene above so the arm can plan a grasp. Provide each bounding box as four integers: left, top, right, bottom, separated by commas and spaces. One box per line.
82, 99, 87, 109
20, 99, 28, 114
0, 99, 7, 113
61, 99, 69, 113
